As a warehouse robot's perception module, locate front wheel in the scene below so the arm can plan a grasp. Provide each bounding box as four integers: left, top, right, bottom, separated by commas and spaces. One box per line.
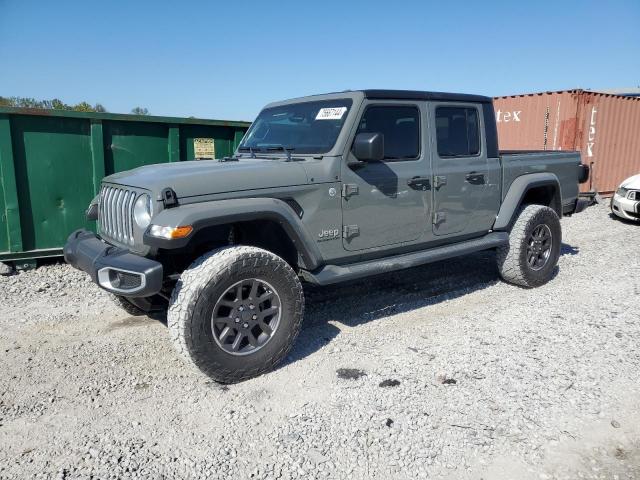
496, 204, 561, 288
167, 246, 304, 383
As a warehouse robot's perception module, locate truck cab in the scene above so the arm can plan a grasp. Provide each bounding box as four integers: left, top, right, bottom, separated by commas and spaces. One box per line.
337, 90, 502, 250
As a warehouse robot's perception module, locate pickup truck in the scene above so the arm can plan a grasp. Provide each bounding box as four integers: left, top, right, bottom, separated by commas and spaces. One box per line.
64, 90, 590, 383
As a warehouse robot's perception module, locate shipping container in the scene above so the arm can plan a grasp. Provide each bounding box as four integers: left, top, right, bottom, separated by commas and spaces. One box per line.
0, 107, 250, 263
493, 90, 640, 195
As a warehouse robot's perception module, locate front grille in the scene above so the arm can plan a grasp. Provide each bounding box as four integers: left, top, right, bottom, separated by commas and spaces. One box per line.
98, 185, 137, 245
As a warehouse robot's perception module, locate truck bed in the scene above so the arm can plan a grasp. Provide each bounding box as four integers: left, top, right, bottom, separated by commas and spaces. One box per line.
500, 150, 582, 213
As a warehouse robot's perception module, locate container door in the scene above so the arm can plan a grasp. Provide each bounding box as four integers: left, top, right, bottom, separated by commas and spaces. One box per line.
10, 115, 94, 251
0, 179, 7, 253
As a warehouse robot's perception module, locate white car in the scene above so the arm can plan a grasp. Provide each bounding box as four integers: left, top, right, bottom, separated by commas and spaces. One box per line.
611, 174, 640, 221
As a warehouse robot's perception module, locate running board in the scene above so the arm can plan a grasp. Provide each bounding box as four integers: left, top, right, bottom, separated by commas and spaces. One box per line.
302, 232, 509, 286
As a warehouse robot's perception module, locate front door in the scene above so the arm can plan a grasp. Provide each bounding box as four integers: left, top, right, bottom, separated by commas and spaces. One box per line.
429, 103, 495, 236
341, 102, 431, 251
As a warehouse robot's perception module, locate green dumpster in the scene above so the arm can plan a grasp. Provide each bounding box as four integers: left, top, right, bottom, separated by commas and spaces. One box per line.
0, 107, 250, 263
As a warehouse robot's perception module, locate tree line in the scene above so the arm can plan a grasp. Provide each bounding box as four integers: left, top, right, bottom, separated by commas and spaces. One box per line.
0, 96, 149, 115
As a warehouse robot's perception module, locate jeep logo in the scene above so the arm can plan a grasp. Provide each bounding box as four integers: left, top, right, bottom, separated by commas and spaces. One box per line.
318, 229, 340, 241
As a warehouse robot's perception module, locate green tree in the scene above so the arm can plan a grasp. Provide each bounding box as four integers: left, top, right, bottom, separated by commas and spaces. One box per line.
130, 107, 149, 115
73, 101, 94, 112
50, 98, 69, 110
0, 96, 110, 113
15, 97, 44, 108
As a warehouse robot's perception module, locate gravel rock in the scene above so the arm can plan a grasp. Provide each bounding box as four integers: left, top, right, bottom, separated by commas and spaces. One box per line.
1, 204, 639, 479
336, 368, 367, 380
378, 379, 401, 388
0, 261, 12, 276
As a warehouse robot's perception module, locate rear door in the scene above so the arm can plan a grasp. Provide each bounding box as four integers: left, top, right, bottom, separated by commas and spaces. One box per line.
429, 103, 498, 236
341, 102, 431, 251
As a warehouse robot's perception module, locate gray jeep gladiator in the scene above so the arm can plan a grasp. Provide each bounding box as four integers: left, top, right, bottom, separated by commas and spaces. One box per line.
64, 90, 590, 383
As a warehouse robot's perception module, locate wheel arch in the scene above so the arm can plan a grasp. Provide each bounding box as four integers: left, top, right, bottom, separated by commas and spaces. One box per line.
493, 173, 562, 231
144, 198, 322, 270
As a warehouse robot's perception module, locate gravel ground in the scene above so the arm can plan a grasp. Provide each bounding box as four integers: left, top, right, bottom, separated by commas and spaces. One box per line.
1, 203, 639, 480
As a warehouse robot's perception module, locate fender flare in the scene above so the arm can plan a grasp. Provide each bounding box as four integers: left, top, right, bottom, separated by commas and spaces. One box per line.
493, 173, 562, 231
144, 197, 323, 270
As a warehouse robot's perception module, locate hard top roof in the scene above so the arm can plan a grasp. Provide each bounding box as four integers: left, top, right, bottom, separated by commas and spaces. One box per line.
265, 90, 492, 108
362, 89, 492, 103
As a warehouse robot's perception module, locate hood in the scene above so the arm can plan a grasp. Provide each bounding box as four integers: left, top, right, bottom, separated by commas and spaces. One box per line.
103, 158, 309, 198
621, 174, 640, 189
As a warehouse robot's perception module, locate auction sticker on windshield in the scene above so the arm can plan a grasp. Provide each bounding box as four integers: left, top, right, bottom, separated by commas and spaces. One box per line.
316, 107, 347, 120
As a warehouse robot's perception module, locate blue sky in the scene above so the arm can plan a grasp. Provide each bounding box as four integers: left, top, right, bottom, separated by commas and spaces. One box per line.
1, 0, 639, 121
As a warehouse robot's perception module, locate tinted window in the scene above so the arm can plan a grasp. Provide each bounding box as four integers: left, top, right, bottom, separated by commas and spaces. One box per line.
239, 99, 352, 154
435, 107, 480, 157
356, 106, 420, 160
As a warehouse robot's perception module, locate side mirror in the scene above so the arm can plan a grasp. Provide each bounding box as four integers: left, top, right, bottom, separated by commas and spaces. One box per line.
353, 132, 384, 162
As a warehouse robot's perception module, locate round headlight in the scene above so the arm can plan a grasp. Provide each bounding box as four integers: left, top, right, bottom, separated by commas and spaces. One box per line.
133, 194, 152, 228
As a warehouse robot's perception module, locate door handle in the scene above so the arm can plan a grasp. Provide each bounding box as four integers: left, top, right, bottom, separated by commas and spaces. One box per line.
465, 172, 485, 185
407, 176, 431, 191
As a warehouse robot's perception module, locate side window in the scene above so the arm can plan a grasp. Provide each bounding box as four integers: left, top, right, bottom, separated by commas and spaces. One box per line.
356, 106, 420, 160
435, 107, 480, 157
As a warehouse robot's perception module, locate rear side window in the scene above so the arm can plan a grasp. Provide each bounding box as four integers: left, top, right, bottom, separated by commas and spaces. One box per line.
356, 106, 420, 160
435, 107, 480, 157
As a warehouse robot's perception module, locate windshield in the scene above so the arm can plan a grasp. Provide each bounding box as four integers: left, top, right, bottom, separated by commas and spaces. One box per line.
239, 99, 353, 155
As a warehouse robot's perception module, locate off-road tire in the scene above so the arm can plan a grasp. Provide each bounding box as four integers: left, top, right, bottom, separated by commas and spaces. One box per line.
167, 246, 304, 383
110, 294, 146, 316
496, 204, 561, 288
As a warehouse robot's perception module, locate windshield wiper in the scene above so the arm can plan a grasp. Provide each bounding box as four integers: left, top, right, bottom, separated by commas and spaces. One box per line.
266, 145, 296, 161
238, 146, 260, 158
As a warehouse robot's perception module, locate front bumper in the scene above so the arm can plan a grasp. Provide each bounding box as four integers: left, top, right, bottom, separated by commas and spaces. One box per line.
611, 193, 640, 221
64, 230, 163, 297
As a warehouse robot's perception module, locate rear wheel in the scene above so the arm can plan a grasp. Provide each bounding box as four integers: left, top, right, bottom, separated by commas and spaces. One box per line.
497, 204, 561, 288
168, 246, 304, 383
